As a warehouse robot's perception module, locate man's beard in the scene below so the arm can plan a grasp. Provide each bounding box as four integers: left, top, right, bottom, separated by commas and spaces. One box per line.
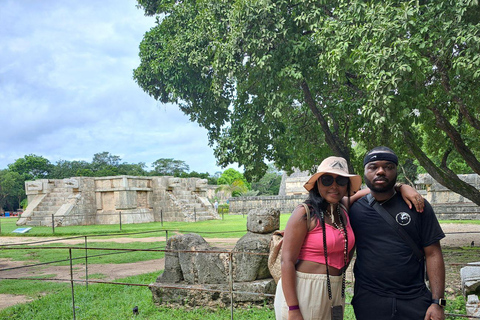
364, 174, 397, 193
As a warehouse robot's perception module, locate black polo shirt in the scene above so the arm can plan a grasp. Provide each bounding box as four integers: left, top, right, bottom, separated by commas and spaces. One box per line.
349, 193, 445, 298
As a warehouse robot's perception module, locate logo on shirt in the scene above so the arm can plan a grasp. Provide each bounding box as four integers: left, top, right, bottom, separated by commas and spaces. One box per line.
396, 212, 411, 226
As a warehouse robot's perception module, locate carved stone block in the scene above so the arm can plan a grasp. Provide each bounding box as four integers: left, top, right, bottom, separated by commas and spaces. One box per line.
64, 178, 79, 188
195, 179, 208, 189
26, 181, 43, 191
246, 208, 280, 234
167, 178, 181, 189
461, 262, 480, 296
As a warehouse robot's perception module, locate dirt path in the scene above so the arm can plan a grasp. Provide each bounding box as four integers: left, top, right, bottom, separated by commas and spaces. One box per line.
0, 236, 238, 311
0, 223, 479, 310
0, 236, 239, 247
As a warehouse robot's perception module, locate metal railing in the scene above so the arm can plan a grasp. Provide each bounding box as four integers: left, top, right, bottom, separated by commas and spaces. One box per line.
1, 229, 480, 319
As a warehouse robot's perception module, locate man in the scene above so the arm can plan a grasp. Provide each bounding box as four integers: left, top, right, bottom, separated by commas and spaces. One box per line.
349, 146, 446, 320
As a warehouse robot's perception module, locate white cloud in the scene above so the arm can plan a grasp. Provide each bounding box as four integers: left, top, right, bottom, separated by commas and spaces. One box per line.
0, 0, 240, 174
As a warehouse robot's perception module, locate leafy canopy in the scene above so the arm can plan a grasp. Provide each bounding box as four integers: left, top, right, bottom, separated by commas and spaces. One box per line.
134, 0, 480, 205
152, 158, 189, 176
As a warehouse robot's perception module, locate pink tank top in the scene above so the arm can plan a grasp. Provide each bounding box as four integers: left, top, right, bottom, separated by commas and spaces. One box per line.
297, 208, 355, 269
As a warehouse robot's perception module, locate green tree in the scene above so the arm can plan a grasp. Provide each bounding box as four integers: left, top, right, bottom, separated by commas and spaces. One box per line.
8, 154, 54, 180
251, 164, 282, 195
216, 168, 250, 197
216, 179, 249, 197
52, 155, 148, 178
135, 0, 480, 205
0, 169, 25, 210
178, 171, 217, 184
92, 152, 121, 170
217, 168, 250, 188
51, 160, 91, 179
118, 162, 148, 176
151, 158, 190, 176
76, 168, 95, 177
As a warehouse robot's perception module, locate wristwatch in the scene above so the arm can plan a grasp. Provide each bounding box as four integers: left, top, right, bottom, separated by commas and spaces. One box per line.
431, 298, 446, 307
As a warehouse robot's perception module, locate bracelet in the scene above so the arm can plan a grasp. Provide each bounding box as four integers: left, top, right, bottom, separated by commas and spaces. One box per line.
288, 305, 300, 311
394, 182, 404, 190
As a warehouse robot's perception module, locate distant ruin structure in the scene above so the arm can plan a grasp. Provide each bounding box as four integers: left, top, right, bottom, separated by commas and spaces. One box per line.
17, 176, 219, 227
230, 173, 480, 219
416, 174, 480, 219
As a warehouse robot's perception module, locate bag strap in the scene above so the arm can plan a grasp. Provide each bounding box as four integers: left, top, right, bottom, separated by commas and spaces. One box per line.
366, 193, 424, 262
300, 203, 311, 228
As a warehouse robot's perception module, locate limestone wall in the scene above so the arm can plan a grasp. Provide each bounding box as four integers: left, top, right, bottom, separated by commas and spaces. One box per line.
229, 195, 307, 214
18, 175, 219, 227
238, 173, 480, 219
279, 169, 310, 196
416, 174, 480, 220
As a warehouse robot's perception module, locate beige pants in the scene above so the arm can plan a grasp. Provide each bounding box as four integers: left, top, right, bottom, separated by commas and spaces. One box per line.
274, 271, 344, 320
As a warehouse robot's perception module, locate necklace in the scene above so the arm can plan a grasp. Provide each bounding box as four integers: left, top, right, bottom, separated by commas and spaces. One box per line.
326, 205, 344, 230
321, 205, 348, 300
379, 190, 397, 205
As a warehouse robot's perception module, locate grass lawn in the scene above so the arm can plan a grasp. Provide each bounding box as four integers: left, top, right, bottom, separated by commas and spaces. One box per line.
1, 215, 478, 238
0, 271, 359, 320
0, 214, 267, 238
0, 241, 166, 265
0, 215, 477, 319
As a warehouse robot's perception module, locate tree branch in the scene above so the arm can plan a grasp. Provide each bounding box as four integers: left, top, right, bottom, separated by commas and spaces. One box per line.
402, 129, 480, 205
300, 79, 351, 168
434, 57, 480, 131
440, 147, 452, 169
428, 105, 480, 175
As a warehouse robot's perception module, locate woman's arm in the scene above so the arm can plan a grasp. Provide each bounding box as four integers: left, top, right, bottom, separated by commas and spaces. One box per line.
343, 184, 424, 212
341, 188, 370, 209
350, 188, 370, 203
395, 183, 425, 212
281, 205, 310, 320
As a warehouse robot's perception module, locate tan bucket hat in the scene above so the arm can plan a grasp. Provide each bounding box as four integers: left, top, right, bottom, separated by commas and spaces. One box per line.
303, 156, 362, 195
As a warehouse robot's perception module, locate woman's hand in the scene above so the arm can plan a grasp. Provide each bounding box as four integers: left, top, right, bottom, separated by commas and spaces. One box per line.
397, 184, 424, 212
288, 309, 304, 320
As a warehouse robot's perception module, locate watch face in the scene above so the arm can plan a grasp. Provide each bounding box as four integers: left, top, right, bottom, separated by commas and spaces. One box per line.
432, 299, 447, 307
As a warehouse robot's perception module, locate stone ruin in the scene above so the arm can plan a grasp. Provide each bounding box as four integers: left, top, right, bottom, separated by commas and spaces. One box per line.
17, 176, 219, 227
461, 262, 480, 317
149, 207, 279, 308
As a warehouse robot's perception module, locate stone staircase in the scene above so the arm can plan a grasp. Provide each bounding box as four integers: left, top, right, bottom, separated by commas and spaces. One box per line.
167, 190, 218, 222
24, 186, 72, 226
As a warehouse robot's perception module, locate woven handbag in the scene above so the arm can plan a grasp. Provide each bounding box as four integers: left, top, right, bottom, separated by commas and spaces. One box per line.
268, 203, 311, 283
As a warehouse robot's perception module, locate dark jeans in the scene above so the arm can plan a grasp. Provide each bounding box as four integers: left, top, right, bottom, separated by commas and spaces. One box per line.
352, 283, 432, 320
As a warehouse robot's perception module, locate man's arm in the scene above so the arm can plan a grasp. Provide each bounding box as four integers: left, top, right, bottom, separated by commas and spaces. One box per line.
423, 242, 445, 320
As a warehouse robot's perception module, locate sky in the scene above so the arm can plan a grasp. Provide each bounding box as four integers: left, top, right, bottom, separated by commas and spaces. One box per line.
0, 0, 238, 175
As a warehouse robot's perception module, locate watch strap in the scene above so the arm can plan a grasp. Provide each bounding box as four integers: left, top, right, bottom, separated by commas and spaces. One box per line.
432, 298, 446, 307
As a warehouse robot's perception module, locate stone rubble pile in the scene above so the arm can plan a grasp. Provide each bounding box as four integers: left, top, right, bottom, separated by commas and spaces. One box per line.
461, 262, 480, 317
149, 208, 280, 308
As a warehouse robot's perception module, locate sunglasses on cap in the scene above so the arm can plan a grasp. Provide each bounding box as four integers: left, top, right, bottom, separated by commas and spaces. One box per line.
320, 174, 349, 187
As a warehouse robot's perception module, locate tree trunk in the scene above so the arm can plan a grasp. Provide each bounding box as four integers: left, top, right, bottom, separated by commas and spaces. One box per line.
429, 106, 480, 175
403, 130, 480, 206
457, 101, 480, 132
300, 80, 353, 171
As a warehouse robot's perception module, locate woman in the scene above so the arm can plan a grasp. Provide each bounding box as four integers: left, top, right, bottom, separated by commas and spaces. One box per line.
274, 156, 422, 320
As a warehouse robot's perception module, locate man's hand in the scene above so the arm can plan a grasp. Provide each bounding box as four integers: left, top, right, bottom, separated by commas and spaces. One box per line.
424, 304, 444, 320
